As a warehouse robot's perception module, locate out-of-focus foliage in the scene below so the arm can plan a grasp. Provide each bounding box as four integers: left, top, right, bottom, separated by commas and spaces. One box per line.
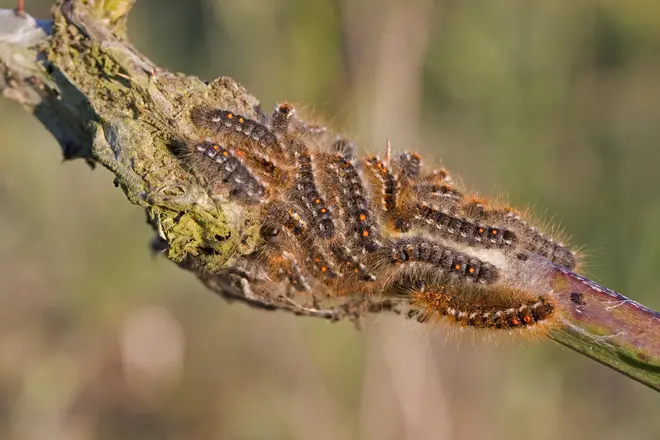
0, 0, 659, 439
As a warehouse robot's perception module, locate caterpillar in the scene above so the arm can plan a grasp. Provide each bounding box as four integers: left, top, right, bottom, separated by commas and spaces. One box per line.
407, 286, 554, 330
182, 102, 579, 332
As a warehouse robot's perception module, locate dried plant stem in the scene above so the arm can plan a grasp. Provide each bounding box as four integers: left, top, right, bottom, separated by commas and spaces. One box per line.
0, 0, 657, 391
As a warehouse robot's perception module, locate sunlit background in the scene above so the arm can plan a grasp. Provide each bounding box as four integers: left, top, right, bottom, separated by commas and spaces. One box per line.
1, 0, 659, 439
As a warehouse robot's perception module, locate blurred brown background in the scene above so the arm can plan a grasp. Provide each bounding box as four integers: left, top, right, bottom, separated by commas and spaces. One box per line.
1, 0, 659, 439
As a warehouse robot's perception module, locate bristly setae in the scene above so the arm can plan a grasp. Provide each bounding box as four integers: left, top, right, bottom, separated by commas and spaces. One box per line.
182, 102, 579, 333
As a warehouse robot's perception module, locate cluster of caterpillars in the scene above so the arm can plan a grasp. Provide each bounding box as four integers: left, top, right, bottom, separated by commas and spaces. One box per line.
183, 101, 579, 331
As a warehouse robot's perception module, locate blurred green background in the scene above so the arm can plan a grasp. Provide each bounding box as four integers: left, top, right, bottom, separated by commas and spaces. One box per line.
1, 0, 659, 439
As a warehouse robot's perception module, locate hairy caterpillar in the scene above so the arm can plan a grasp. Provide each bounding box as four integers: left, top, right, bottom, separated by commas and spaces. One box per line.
181, 102, 578, 334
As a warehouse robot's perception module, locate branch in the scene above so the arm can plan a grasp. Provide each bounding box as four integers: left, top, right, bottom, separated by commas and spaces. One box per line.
548, 270, 660, 390
2, 0, 392, 321
0, 1, 658, 391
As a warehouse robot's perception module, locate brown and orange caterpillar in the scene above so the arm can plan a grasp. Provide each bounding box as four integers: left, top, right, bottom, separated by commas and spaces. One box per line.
181, 102, 578, 335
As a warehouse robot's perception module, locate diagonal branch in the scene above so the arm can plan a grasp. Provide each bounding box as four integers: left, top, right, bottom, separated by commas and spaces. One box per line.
0, 0, 658, 391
